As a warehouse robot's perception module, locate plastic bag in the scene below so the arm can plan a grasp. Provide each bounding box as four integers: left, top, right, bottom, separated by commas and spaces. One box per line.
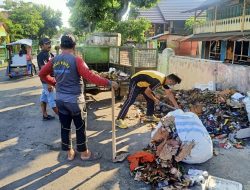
152, 110, 213, 164
168, 110, 213, 164
243, 96, 250, 122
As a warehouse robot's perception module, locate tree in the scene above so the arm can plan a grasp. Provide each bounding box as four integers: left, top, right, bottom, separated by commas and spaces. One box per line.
0, 0, 63, 40
67, 0, 158, 31
96, 18, 151, 44
1, 1, 44, 39
185, 16, 205, 35
0, 12, 13, 33
36, 5, 63, 38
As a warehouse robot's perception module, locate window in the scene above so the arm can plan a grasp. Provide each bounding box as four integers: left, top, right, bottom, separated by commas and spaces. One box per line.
209, 41, 221, 60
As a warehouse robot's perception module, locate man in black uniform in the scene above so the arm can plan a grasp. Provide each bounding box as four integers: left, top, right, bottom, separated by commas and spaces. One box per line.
116, 70, 181, 128
37, 38, 58, 120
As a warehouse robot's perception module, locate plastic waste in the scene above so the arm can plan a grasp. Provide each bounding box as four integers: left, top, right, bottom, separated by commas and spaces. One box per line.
167, 110, 213, 164
243, 93, 250, 121
187, 169, 208, 186
231, 93, 245, 101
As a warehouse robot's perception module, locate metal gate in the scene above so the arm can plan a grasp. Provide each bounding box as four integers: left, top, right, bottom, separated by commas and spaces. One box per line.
109, 46, 158, 75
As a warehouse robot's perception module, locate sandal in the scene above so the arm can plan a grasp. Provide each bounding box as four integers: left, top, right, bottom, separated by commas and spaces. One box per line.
81, 152, 102, 161
43, 115, 55, 121
67, 150, 76, 161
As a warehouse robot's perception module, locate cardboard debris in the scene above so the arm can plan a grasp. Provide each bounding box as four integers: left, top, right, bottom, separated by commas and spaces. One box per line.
175, 141, 195, 162
159, 142, 175, 161
151, 127, 170, 143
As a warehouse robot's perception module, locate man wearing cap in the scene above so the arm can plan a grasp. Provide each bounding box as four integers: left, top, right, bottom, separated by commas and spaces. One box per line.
116, 70, 182, 129
37, 38, 58, 120
39, 34, 118, 161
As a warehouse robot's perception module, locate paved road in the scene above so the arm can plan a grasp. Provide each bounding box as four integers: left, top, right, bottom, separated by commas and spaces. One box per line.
0, 67, 250, 190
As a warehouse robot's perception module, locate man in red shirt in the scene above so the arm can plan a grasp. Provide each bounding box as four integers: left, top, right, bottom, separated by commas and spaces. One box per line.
39, 34, 118, 161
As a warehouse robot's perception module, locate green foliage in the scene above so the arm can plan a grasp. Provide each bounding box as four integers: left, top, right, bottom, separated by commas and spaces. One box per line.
132, 0, 158, 8
0, 12, 13, 33
97, 18, 151, 44
36, 5, 63, 38
185, 16, 205, 35
67, 0, 158, 31
68, 0, 91, 33
8, 2, 44, 39
0, 0, 62, 40
0, 0, 18, 10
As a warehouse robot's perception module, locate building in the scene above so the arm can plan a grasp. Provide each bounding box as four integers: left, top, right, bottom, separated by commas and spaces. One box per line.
0, 23, 9, 64
146, 33, 200, 56
138, 0, 205, 36
186, 0, 250, 65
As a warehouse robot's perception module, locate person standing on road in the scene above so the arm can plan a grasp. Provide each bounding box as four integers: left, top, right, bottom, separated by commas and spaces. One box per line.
116, 70, 181, 129
37, 38, 58, 120
39, 34, 118, 161
19, 44, 37, 75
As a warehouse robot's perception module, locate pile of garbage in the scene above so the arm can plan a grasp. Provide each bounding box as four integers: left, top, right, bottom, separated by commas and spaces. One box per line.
135, 88, 250, 150
128, 115, 210, 189
92, 68, 130, 81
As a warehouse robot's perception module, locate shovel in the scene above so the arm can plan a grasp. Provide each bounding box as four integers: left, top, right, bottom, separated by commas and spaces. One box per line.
111, 87, 129, 163
159, 102, 177, 110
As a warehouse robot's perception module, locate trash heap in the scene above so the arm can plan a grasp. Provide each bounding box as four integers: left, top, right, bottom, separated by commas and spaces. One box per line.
135, 88, 250, 150
128, 116, 207, 189
92, 68, 130, 81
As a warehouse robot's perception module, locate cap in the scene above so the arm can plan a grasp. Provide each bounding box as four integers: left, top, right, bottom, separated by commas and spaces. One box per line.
60, 34, 76, 48
39, 38, 51, 46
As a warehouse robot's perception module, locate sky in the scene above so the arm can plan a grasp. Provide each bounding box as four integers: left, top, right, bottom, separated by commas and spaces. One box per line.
0, 0, 71, 27
26, 0, 70, 27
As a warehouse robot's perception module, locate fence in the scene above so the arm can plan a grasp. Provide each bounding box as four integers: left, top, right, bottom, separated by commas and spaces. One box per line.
110, 46, 158, 75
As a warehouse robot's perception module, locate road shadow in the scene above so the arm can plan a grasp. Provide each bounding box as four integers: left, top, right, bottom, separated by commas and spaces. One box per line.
0, 85, 151, 190
0, 83, 62, 188
61, 93, 153, 190
0, 162, 76, 190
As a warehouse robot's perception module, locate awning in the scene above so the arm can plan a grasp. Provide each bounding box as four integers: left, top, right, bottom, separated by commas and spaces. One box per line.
7, 39, 32, 46
181, 32, 250, 42
146, 32, 171, 41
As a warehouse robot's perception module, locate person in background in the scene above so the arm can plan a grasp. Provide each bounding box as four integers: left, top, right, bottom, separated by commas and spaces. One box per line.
19, 44, 37, 75
116, 70, 182, 129
37, 38, 58, 120
39, 34, 118, 161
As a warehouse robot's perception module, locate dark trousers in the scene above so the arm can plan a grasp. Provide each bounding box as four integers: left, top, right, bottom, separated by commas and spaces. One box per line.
32, 63, 37, 74
56, 100, 87, 152
117, 80, 155, 120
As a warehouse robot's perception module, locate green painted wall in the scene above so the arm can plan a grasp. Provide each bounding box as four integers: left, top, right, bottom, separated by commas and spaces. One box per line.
77, 46, 110, 64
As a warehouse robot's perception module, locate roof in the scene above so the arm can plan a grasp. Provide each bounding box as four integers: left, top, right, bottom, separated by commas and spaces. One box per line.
185, 0, 230, 13
147, 33, 167, 40
7, 39, 32, 46
139, 6, 165, 23
138, 0, 206, 22
182, 32, 250, 41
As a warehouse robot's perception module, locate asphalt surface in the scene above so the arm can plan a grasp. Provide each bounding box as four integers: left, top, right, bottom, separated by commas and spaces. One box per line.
0, 66, 250, 190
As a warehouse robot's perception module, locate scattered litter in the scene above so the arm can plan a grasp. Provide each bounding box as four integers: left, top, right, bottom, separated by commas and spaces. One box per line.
205, 176, 243, 190
125, 88, 248, 189
231, 93, 245, 101
134, 88, 249, 151
128, 112, 213, 189
93, 69, 130, 81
